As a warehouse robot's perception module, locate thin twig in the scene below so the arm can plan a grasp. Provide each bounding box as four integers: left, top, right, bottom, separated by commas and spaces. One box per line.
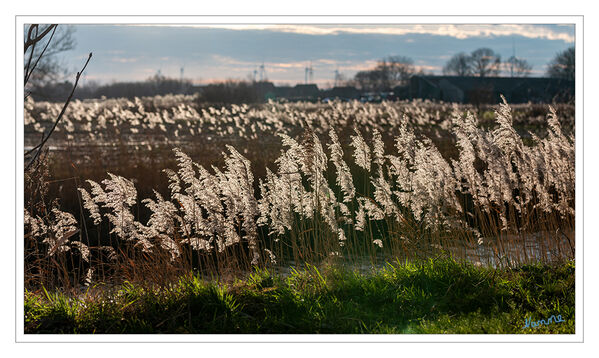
25, 52, 92, 171
24, 24, 57, 54
24, 26, 39, 86
24, 25, 57, 86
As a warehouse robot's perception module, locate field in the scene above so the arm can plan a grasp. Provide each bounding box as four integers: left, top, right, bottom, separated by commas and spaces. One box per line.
23, 95, 575, 333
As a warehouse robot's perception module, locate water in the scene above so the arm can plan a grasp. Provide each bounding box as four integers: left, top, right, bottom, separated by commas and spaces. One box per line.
271, 230, 574, 276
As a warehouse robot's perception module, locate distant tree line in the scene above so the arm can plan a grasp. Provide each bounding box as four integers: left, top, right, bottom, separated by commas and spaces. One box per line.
545, 47, 575, 81
441, 47, 540, 78
30, 75, 269, 104
197, 80, 263, 104
343, 46, 574, 94
442, 46, 574, 81
30, 73, 194, 102
344, 56, 426, 92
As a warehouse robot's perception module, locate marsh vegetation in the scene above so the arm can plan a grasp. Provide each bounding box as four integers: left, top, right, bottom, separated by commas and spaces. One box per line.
23, 96, 575, 333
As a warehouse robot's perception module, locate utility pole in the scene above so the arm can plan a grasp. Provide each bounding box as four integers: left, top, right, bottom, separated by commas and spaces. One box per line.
305, 62, 313, 84
179, 66, 185, 92
305, 65, 309, 84
510, 38, 516, 77
259, 63, 267, 82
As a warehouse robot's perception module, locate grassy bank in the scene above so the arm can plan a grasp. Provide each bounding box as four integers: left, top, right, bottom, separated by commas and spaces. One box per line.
24, 258, 575, 334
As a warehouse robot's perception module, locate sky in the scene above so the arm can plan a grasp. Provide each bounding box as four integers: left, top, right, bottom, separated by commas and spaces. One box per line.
57, 24, 575, 88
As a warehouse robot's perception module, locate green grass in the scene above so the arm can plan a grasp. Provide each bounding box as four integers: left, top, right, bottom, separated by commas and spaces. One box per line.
24, 258, 575, 334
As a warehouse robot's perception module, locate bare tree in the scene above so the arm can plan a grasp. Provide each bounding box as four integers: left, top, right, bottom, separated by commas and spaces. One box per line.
352, 56, 415, 91
384, 56, 415, 86
505, 56, 532, 77
24, 24, 91, 170
373, 59, 392, 90
546, 47, 575, 81
470, 48, 502, 77
442, 52, 473, 76
24, 24, 76, 91
353, 69, 386, 91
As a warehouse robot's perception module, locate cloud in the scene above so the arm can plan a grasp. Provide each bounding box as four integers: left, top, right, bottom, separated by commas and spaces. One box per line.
66, 24, 574, 85
210, 54, 252, 66
338, 60, 380, 72
415, 64, 442, 73
149, 24, 574, 43
110, 57, 139, 63
210, 55, 331, 71
207, 56, 383, 76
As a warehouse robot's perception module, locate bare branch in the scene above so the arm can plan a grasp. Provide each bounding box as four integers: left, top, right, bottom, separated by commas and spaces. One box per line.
24, 26, 39, 86
25, 25, 57, 86
25, 53, 93, 171
24, 24, 57, 54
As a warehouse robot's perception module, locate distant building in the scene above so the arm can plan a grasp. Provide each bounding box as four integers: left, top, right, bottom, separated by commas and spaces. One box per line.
322, 86, 360, 100
254, 81, 277, 100
254, 81, 276, 93
409, 76, 574, 104
269, 83, 320, 101
292, 84, 320, 99
272, 85, 294, 99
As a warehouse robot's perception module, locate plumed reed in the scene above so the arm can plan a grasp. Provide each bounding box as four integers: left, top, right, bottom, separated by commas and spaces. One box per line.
24, 98, 575, 289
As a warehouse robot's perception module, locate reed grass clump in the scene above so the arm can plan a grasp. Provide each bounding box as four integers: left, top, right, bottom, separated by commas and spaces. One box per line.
24, 97, 575, 290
